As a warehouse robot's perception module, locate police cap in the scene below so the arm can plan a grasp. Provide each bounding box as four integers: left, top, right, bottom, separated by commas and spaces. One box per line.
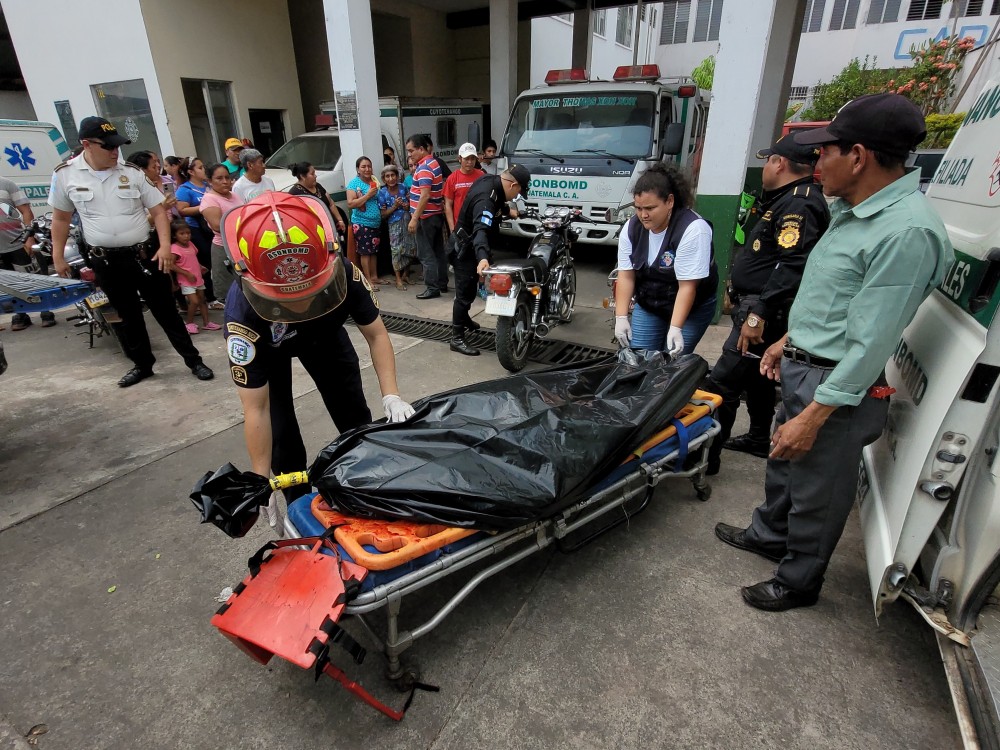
756, 134, 820, 165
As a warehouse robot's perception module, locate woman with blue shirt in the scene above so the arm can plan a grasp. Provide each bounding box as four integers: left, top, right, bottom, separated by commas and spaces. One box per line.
346, 156, 382, 286
377, 164, 418, 289
175, 158, 221, 306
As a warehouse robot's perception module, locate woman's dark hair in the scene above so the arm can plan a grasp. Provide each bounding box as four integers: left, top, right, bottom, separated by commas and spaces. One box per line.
128, 150, 156, 170
355, 155, 372, 170
290, 161, 313, 179
405, 134, 432, 151
164, 155, 190, 183
170, 220, 190, 242
632, 162, 693, 209
206, 163, 230, 183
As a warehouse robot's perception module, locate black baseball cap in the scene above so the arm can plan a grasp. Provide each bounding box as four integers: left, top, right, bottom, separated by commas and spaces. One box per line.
507, 164, 531, 195
757, 134, 820, 165
78, 117, 131, 147
794, 94, 926, 157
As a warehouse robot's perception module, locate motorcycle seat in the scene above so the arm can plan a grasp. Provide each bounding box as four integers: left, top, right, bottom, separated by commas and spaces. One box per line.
523, 255, 547, 282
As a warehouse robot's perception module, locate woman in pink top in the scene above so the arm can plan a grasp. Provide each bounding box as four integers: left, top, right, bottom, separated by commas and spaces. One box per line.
200, 163, 245, 302
170, 220, 220, 334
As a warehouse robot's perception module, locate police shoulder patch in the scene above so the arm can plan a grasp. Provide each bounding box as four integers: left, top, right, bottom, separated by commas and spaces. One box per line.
360, 274, 373, 292
225, 322, 260, 342
761, 210, 772, 222
353, 264, 362, 282
777, 221, 801, 249
53, 162, 69, 172
231, 365, 248, 386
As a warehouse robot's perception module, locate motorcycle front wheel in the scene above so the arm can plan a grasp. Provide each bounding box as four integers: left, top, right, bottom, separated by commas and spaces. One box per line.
557, 263, 577, 323
495, 297, 532, 372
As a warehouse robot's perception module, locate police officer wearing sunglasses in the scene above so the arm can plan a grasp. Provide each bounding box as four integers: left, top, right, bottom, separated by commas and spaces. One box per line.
49, 117, 213, 387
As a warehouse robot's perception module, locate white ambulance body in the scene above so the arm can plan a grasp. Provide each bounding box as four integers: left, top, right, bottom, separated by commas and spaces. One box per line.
496, 65, 709, 250
858, 76, 1000, 746
0, 120, 72, 211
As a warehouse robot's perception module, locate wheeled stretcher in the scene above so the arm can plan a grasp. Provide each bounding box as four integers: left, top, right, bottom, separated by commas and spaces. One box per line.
212, 390, 721, 718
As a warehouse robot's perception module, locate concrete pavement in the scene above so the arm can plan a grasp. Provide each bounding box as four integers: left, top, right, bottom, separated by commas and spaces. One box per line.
0, 260, 960, 749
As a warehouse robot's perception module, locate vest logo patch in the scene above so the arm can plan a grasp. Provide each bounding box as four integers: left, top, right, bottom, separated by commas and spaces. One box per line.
659, 250, 675, 268
227, 335, 256, 365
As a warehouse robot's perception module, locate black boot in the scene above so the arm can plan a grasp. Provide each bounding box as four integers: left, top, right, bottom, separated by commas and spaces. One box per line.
465, 318, 481, 332
724, 432, 772, 458
449, 325, 480, 356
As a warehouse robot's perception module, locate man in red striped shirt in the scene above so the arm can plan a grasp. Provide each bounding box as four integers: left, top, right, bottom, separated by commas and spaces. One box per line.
406, 134, 449, 299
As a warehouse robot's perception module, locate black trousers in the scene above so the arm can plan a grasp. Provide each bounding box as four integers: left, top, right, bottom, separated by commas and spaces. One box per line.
451, 254, 479, 328
91, 250, 203, 371
415, 214, 448, 292
705, 303, 784, 465
268, 328, 373, 502
188, 223, 216, 302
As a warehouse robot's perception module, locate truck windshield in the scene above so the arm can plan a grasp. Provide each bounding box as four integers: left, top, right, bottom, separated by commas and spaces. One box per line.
502, 93, 655, 158
266, 134, 342, 171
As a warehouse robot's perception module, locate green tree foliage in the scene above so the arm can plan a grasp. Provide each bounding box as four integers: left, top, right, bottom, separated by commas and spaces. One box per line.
801, 56, 897, 121
922, 112, 966, 148
691, 56, 715, 90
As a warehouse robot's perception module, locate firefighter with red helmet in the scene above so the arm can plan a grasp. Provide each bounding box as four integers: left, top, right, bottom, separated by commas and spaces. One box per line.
221, 192, 414, 523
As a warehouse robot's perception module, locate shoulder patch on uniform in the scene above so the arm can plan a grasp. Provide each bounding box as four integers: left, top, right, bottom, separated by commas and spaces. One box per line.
360, 274, 373, 292
230, 365, 248, 386
124, 162, 142, 171
352, 265, 362, 283
761, 210, 772, 222
792, 185, 812, 198
53, 162, 69, 172
225, 322, 260, 342
371, 290, 379, 308
777, 221, 801, 249
227, 335, 256, 365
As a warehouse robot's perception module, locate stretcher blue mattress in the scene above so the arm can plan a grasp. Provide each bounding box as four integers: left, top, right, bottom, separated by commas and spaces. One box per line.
287, 413, 715, 590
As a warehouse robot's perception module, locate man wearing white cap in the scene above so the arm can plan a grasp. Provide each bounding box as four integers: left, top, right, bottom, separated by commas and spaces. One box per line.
443, 142, 486, 237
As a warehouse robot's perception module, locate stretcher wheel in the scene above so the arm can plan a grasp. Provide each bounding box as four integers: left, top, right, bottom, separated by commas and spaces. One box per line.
389, 666, 422, 693
693, 478, 712, 502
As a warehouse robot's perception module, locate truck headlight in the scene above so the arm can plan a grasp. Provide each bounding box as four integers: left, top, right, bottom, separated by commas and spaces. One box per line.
605, 203, 636, 224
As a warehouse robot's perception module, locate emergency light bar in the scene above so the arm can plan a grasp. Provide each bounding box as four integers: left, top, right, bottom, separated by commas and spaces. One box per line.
677, 84, 697, 98
545, 68, 590, 85
612, 64, 661, 82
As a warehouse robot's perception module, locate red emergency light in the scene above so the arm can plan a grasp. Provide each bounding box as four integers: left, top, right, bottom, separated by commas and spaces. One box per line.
677, 84, 697, 98
545, 68, 590, 85
612, 64, 661, 82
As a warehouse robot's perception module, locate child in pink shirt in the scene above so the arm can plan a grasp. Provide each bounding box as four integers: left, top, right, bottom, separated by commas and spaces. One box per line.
171, 221, 221, 334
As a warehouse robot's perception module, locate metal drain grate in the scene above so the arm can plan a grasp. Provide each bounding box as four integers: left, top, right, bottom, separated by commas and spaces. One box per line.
372, 311, 615, 365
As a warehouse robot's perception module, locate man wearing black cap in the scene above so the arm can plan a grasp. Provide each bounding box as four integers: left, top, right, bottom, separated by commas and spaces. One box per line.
49, 117, 213, 387
705, 134, 830, 474
448, 165, 529, 355
714, 94, 953, 611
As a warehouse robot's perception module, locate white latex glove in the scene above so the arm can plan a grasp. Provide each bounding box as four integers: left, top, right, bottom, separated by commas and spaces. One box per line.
260, 490, 284, 537
382, 394, 415, 423
666, 325, 685, 356
614, 315, 631, 348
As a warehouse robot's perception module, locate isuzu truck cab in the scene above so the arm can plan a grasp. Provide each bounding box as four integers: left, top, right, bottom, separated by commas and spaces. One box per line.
857, 75, 1000, 747
496, 65, 709, 250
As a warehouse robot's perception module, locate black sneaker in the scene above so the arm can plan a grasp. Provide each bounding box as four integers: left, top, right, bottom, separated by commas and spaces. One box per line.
40, 311, 56, 328
10, 313, 31, 331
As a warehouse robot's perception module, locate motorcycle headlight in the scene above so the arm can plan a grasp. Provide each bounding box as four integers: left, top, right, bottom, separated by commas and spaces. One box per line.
604, 203, 636, 224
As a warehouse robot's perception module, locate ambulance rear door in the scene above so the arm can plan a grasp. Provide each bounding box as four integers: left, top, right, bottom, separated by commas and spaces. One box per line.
859, 82, 1000, 615
0, 120, 71, 211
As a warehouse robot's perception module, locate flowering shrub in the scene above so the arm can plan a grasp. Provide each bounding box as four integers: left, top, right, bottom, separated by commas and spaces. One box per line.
883, 36, 976, 115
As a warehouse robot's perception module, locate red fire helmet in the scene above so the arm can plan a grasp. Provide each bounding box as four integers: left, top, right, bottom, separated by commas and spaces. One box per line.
221, 192, 346, 322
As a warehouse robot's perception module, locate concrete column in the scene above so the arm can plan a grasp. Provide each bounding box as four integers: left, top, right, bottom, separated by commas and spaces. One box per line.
490, 0, 518, 143
323, 0, 382, 194
571, 7, 593, 72
696, 0, 804, 311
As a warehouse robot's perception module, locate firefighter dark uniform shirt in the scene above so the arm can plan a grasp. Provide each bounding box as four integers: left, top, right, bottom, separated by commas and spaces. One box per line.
223, 259, 380, 389
729, 176, 830, 320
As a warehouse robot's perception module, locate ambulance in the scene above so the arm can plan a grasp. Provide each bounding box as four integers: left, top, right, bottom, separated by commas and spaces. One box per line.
0, 120, 72, 210
496, 65, 709, 250
857, 76, 1000, 746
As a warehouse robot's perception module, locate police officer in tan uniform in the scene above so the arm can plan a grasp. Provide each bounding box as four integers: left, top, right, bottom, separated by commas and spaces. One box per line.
49, 117, 213, 387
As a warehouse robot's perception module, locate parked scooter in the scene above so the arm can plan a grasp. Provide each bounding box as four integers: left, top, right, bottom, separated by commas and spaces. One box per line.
482, 205, 584, 372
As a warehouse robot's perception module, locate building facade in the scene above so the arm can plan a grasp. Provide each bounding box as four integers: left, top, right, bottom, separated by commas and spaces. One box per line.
655, 0, 1000, 112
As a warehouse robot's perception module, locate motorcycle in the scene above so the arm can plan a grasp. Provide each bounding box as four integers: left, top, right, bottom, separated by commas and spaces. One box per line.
482, 205, 583, 372
30, 211, 124, 351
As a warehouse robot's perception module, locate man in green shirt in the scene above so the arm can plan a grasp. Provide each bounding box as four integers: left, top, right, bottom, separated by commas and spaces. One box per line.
715, 94, 953, 611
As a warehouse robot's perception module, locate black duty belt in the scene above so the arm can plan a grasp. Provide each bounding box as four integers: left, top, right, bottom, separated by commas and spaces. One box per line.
88, 242, 148, 258
782, 344, 838, 369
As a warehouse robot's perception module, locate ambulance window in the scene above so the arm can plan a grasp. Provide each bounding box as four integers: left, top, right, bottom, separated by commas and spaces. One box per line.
436, 119, 457, 150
